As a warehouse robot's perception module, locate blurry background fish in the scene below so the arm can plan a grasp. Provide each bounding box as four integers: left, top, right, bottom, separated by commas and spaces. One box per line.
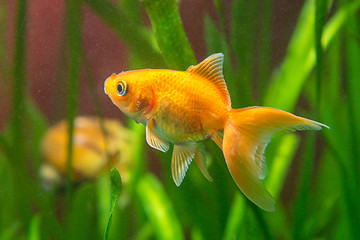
40, 116, 135, 190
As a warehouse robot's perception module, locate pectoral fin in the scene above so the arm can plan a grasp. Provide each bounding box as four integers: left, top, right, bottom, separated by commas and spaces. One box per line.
146, 119, 169, 152
171, 144, 196, 186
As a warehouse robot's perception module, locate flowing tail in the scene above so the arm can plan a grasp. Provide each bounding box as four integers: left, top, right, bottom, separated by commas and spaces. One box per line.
217, 107, 329, 211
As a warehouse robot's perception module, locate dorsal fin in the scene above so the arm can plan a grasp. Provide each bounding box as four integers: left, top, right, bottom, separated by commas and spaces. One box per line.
186, 53, 231, 108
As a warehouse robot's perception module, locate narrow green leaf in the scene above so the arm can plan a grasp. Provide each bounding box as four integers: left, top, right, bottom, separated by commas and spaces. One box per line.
258, 0, 272, 99
305, 151, 340, 239
214, 0, 226, 35
316, 32, 340, 127
0, 156, 21, 239
342, 1, 360, 236
265, 134, 299, 198
104, 168, 122, 240
8, 0, 34, 224
133, 223, 154, 240
64, 0, 82, 196
0, 134, 11, 160
24, 100, 48, 170
141, 0, 196, 69
136, 174, 184, 240
125, 121, 146, 194
67, 184, 99, 240
230, 0, 257, 105
11, 0, 27, 170
0, 221, 20, 240
222, 194, 246, 240
205, 15, 222, 54
292, 133, 316, 240
96, 174, 110, 235
345, 0, 360, 164
248, 204, 274, 240
110, 168, 122, 208
119, 0, 142, 26
191, 226, 205, 240
83, 53, 104, 119
29, 215, 41, 240
314, 0, 327, 109
264, 206, 291, 239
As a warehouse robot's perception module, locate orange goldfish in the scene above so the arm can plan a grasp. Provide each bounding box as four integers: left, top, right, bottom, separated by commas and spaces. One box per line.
104, 53, 328, 211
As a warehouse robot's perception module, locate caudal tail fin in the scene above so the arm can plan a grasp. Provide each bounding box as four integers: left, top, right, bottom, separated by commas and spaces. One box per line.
219, 106, 328, 211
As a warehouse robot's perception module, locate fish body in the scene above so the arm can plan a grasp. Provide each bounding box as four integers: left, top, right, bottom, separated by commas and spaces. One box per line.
106, 68, 229, 142
104, 53, 328, 211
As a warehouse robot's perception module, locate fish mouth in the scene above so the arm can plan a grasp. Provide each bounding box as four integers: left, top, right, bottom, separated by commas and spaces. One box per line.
104, 73, 118, 95
104, 77, 110, 95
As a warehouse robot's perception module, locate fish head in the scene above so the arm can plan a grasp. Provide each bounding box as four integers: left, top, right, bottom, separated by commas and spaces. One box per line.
104, 70, 156, 123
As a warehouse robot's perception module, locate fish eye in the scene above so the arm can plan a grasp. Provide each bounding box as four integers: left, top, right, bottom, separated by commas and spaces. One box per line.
117, 81, 128, 97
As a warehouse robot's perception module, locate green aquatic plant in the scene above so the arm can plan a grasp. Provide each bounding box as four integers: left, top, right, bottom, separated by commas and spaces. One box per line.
0, 0, 359, 239
104, 168, 122, 240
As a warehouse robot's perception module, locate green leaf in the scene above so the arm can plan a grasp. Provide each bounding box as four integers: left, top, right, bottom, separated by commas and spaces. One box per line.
141, 0, 196, 69
222, 194, 246, 240
24, 100, 48, 170
0, 134, 11, 160
258, 0, 272, 99
342, 0, 360, 236
230, 0, 257, 105
104, 168, 122, 240
110, 168, 122, 208
7, 0, 35, 224
292, 133, 316, 240
67, 184, 99, 240
64, 0, 82, 197
345, 0, 360, 163
119, 0, 142, 26
265, 134, 299, 198
136, 174, 184, 240
133, 222, 154, 240
314, 0, 327, 108
0, 221, 20, 240
125, 121, 146, 195
305, 151, 340, 239
0, 157, 21, 239
11, 0, 27, 172
29, 215, 41, 240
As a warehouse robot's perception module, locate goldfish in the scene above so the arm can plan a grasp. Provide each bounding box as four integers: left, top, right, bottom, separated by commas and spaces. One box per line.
104, 53, 328, 211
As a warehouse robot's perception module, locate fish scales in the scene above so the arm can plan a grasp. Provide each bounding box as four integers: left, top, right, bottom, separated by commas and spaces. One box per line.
150, 70, 227, 143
